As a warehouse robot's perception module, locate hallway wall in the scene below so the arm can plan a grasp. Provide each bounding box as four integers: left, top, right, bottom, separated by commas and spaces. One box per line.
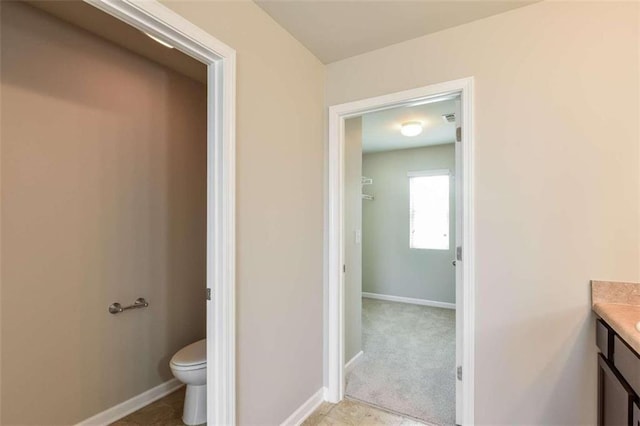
327, 2, 639, 424
345, 117, 363, 362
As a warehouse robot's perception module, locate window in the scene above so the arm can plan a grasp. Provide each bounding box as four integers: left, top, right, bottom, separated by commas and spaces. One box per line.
409, 171, 450, 250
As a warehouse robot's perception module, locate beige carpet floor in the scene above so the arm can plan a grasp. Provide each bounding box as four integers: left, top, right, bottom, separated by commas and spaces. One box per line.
345, 298, 456, 425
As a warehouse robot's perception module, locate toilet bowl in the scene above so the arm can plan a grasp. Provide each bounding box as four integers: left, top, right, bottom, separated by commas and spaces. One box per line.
170, 339, 207, 425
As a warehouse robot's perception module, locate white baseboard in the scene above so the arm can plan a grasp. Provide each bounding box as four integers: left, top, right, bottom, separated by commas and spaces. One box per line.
75, 378, 183, 426
345, 351, 363, 373
280, 387, 326, 426
363, 292, 456, 310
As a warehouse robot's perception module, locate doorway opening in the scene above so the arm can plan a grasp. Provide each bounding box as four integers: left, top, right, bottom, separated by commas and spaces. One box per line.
346, 99, 456, 424
2, 1, 235, 425
326, 79, 475, 426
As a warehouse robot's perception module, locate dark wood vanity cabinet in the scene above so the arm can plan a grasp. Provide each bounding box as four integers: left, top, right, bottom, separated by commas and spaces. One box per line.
598, 354, 634, 425
633, 401, 640, 426
597, 319, 639, 426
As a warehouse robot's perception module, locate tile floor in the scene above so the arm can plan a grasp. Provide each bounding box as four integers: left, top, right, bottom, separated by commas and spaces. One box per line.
302, 398, 434, 426
111, 388, 432, 426
110, 388, 191, 426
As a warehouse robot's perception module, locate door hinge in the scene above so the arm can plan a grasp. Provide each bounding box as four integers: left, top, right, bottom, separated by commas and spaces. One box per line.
206, 288, 212, 301
457, 365, 462, 381
456, 127, 462, 142
456, 246, 462, 261
343, 264, 346, 273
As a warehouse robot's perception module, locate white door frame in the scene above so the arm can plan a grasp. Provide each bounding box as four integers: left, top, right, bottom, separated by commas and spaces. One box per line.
325, 77, 475, 425
84, 2, 236, 424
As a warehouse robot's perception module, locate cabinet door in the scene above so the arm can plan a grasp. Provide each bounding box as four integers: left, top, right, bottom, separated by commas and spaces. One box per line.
614, 335, 640, 396
597, 319, 613, 359
599, 354, 634, 426
633, 401, 640, 426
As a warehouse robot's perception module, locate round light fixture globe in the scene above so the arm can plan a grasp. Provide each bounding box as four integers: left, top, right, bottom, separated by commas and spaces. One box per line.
400, 121, 423, 137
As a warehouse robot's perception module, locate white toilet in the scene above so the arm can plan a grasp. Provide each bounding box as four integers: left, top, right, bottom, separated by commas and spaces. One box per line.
170, 339, 207, 425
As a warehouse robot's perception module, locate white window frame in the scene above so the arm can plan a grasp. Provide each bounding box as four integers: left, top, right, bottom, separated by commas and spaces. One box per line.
408, 169, 451, 250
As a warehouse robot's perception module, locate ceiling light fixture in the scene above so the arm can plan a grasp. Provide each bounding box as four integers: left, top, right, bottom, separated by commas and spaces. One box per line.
144, 32, 174, 49
400, 121, 423, 137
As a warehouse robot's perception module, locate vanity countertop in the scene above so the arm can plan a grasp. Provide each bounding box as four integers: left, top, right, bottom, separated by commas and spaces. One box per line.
593, 302, 640, 354
592, 280, 640, 354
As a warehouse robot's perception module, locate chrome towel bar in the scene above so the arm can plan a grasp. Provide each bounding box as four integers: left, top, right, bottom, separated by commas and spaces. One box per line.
109, 298, 149, 314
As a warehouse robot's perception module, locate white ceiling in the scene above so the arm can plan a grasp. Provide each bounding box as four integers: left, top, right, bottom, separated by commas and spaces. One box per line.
362, 99, 456, 153
255, 0, 538, 63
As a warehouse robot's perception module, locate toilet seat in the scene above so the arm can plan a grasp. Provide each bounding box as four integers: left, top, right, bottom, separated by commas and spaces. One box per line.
170, 339, 206, 371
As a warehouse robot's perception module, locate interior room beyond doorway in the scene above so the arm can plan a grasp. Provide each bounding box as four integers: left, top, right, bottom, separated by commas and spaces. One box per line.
344, 98, 458, 425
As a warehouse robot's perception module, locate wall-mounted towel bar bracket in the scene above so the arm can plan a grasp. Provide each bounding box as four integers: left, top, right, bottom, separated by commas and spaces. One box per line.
109, 298, 149, 314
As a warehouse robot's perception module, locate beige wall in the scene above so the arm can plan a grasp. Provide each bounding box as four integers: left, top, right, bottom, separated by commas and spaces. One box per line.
160, 1, 326, 424
1, 3, 206, 425
344, 117, 363, 362
362, 145, 456, 303
328, 2, 639, 424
